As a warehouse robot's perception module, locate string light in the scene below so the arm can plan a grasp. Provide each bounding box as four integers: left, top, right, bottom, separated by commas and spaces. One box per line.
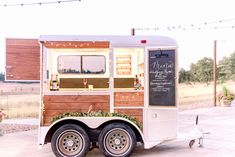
0, 0, 81, 7
135, 17, 235, 31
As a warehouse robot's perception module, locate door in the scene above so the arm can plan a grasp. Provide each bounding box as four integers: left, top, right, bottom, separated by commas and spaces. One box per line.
6, 38, 40, 81
143, 47, 178, 143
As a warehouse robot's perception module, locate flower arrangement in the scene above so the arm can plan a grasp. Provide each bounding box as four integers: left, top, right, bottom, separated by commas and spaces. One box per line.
217, 86, 234, 106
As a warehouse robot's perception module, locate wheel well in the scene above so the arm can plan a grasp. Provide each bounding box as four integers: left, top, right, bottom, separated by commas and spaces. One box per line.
45, 119, 143, 144
98, 120, 143, 143
45, 119, 90, 143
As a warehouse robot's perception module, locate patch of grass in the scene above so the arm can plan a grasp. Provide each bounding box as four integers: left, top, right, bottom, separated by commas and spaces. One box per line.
1, 81, 235, 119
178, 81, 235, 108
0, 95, 39, 119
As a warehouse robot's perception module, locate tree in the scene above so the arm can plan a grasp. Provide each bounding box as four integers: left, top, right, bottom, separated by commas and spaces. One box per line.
229, 52, 235, 74
190, 57, 213, 84
179, 68, 191, 83
217, 56, 232, 81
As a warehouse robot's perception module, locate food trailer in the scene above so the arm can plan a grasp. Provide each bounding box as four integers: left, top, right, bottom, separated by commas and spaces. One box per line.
10, 35, 204, 157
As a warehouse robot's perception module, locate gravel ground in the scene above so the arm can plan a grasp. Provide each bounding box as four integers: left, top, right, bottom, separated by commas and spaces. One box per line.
0, 123, 38, 134
0, 118, 38, 134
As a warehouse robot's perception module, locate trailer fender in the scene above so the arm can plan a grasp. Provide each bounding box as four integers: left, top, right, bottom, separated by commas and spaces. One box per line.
43, 116, 144, 144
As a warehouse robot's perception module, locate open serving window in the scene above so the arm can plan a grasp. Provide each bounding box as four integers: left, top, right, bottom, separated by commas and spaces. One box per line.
45, 48, 110, 91
43, 42, 145, 92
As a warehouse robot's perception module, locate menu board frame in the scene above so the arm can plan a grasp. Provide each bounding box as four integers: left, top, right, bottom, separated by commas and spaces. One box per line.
148, 48, 176, 106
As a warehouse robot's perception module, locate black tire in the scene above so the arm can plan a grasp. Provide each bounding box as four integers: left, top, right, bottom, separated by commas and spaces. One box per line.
51, 124, 90, 157
98, 123, 137, 157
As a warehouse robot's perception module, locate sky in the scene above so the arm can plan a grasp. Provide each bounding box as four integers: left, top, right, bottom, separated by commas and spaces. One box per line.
1, 0, 235, 72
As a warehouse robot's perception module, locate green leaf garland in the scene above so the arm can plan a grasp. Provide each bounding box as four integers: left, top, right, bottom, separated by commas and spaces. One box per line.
51, 111, 142, 129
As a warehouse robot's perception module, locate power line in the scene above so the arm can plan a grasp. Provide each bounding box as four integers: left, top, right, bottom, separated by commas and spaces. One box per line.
0, 0, 81, 7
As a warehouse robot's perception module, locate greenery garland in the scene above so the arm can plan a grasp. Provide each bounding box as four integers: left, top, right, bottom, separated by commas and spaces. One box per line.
51, 111, 142, 129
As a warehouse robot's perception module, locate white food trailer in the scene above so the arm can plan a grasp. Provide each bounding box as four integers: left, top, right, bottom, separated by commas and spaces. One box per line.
36, 35, 204, 157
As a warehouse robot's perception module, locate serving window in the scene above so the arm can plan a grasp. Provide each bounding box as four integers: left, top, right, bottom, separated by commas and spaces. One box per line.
58, 55, 106, 74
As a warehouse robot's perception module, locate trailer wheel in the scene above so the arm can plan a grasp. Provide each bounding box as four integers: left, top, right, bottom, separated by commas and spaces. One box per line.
51, 124, 90, 157
98, 123, 136, 157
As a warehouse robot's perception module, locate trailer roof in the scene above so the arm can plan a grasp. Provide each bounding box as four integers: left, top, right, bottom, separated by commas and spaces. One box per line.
39, 35, 177, 48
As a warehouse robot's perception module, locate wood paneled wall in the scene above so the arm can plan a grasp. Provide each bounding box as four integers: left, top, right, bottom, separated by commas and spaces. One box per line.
43, 95, 110, 126
60, 78, 109, 88
43, 92, 144, 126
43, 41, 109, 49
114, 92, 144, 125
114, 92, 144, 107
6, 38, 40, 81
114, 78, 134, 88
114, 108, 143, 124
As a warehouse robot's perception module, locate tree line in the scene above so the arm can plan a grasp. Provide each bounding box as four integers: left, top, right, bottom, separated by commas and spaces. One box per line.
0, 51, 235, 84
179, 51, 235, 84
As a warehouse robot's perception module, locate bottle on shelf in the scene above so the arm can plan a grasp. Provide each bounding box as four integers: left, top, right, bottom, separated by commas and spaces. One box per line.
50, 74, 59, 91
52, 77, 57, 91
134, 74, 141, 90
56, 74, 60, 91
141, 73, 144, 90
50, 74, 53, 91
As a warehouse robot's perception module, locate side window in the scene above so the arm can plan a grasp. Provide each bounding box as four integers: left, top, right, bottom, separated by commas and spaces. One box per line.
82, 56, 106, 74
58, 56, 81, 74
58, 55, 105, 74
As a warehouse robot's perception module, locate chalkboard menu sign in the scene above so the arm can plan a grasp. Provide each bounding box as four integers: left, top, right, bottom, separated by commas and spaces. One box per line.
148, 49, 175, 106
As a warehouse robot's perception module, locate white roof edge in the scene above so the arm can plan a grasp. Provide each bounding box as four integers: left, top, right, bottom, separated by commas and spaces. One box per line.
39, 35, 177, 47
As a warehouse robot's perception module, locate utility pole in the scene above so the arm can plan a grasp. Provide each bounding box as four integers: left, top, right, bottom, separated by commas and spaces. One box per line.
213, 40, 217, 106
131, 28, 135, 36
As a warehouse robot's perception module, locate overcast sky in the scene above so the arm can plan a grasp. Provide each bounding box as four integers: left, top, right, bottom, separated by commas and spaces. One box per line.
1, 0, 235, 72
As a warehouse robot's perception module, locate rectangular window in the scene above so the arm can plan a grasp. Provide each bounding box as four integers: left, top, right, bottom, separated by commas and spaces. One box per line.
58, 55, 105, 74
58, 56, 81, 74
82, 56, 106, 74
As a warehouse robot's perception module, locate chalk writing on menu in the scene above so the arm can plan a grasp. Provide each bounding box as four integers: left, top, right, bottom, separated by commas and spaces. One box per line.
149, 49, 175, 106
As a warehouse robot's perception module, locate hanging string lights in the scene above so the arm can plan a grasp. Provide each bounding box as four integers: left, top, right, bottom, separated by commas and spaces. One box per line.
135, 18, 235, 31
0, 0, 81, 7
